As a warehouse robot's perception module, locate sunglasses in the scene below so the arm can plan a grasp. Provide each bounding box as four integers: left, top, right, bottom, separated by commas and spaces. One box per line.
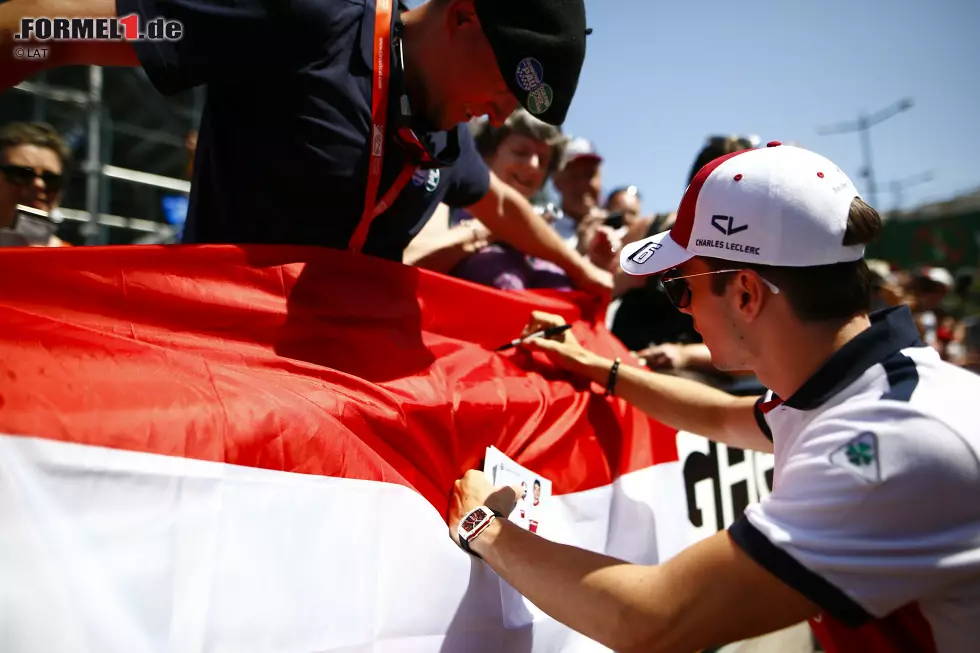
0, 164, 64, 193
661, 268, 780, 309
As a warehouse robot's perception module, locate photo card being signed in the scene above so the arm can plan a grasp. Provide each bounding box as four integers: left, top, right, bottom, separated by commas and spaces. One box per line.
483, 446, 554, 628
484, 446, 552, 534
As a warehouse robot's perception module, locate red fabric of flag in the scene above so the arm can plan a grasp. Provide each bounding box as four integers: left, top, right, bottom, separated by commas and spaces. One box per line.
0, 245, 678, 514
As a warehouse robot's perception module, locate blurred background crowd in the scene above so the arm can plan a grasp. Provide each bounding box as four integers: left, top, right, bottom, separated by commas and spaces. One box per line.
2, 93, 977, 385
404, 115, 980, 383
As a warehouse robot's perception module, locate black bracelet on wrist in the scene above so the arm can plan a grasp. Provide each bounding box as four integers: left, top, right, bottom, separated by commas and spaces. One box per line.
605, 357, 621, 397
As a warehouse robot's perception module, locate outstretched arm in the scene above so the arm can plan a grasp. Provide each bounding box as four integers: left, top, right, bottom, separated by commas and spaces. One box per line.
403, 204, 492, 273
520, 311, 774, 453
466, 171, 613, 296
449, 473, 818, 653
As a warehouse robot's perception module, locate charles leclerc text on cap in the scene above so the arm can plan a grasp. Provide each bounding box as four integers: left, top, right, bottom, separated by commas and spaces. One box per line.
475, 0, 589, 126
619, 142, 866, 277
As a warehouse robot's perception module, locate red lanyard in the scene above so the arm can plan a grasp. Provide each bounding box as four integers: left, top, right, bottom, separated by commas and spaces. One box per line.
347, 0, 417, 254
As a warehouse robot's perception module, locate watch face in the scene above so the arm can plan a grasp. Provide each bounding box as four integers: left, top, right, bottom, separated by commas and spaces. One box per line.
461, 508, 489, 533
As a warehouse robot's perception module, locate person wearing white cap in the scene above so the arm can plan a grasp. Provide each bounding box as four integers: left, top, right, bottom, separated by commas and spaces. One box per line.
447, 142, 980, 652
909, 266, 955, 352
550, 137, 604, 248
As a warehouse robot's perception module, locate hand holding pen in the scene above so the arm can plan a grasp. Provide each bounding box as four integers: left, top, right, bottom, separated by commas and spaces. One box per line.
499, 312, 606, 380
496, 323, 572, 351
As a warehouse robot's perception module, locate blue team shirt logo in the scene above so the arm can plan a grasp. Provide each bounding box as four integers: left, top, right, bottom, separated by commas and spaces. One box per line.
515, 58, 544, 92
412, 168, 440, 193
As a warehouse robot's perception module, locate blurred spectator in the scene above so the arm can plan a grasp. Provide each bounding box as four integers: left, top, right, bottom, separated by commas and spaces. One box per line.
549, 140, 638, 274
954, 268, 976, 304
866, 258, 907, 310
683, 135, 757, 189
605, 185, 643, 229
909, 266, 954, 350
858, 263, 978, 370
939, 315, 965, 364
405, 109, 572, 290
551, 137, 605, 250
962, 317, 980, 374
572, 184, 643, 275
184, 129, 198, 180
159, 128, 198, 240
0, 121, 71, 247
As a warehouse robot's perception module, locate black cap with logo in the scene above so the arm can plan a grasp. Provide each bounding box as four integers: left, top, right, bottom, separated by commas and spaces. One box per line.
474, 0, 589, 126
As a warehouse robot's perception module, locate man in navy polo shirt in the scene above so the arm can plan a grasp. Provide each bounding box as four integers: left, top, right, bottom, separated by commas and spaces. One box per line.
1, 0, 610, 292
449, 143, 980, 652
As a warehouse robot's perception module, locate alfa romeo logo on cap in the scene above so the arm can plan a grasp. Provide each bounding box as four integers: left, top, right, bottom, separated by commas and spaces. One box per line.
515, 57, 553, 115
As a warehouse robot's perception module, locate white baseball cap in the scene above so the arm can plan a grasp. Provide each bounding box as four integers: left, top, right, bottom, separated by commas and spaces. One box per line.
560, 137, 602, 169
620, 142, 865, 276
918, 266, 954, 289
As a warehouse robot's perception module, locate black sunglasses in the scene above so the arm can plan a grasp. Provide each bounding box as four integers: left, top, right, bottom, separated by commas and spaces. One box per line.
660, 268, 780, 309
0, 164, 64, 192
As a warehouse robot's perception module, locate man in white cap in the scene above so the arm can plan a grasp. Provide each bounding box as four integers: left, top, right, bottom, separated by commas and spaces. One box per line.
910, 266, 955, 351
551, 137, 604, 248
448, 142, 980, 652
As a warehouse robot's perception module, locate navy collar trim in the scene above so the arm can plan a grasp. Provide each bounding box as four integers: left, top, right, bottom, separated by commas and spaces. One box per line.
782, 305, 926, 411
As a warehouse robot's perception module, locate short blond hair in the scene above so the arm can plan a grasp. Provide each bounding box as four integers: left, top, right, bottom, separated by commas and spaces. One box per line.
469, 109, 566, 175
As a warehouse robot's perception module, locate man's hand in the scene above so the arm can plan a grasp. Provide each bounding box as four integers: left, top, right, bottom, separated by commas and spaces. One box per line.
586, 225, 626, 272
458, 218, 493, 253
635, 343, 688, 370
448, 470, 521, 545
518, 310, 607, 376
568, 259, 613, 296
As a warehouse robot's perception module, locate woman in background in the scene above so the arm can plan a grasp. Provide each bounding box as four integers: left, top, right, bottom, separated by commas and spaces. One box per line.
404, 109, 570, 291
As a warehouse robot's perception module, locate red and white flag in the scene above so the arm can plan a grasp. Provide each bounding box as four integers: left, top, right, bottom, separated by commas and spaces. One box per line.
0, 245, 692, 652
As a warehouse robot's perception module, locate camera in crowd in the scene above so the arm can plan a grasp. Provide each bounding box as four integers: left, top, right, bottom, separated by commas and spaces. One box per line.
0, 204, 59, 247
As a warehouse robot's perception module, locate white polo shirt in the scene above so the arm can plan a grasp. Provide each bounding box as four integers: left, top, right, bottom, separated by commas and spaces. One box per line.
730, 305, 980, 653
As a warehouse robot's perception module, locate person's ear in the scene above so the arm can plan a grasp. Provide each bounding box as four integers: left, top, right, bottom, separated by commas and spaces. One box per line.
735, 271, 766, 321
444, 0, 478, 33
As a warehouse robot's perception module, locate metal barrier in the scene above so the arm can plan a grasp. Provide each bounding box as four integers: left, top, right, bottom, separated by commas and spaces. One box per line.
10, 67, 192, 245
56, 208, 176, 239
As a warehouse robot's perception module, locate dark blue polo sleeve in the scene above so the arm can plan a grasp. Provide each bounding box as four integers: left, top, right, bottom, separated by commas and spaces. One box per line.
114, 0, 320, 95
442, 126, 491, 208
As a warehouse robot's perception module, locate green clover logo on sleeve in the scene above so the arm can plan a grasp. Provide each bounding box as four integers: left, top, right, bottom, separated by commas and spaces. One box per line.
830, 432, 880, 483
845, 441, 875, 466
